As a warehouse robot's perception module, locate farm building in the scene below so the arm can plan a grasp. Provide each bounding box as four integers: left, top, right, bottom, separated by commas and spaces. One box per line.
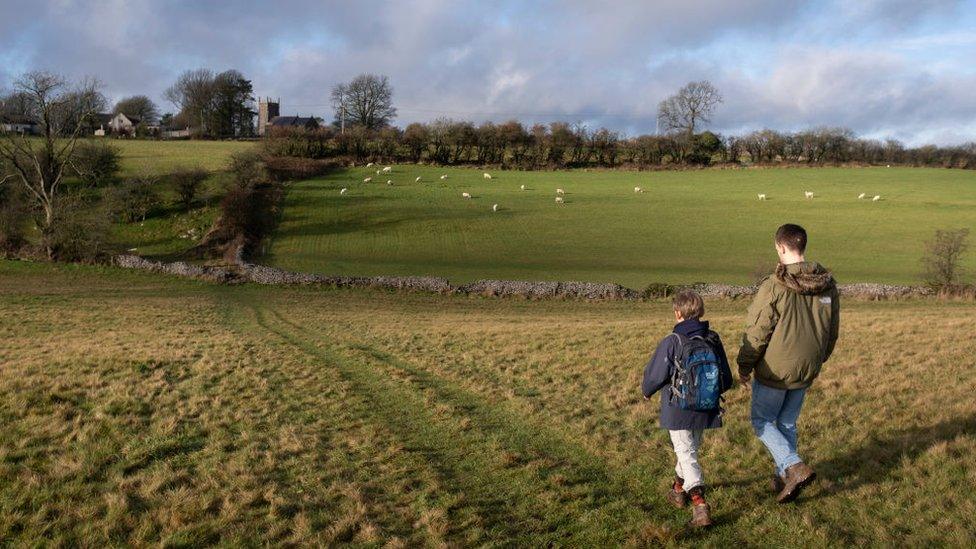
0, 114, 39, 135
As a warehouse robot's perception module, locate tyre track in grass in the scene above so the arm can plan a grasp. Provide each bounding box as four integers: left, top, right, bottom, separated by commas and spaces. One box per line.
219, 296, 486, 545
256, 300, 692, 545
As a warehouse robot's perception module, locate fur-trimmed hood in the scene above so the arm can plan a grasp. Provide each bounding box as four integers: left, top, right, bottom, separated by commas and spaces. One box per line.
773, 261, 836, 295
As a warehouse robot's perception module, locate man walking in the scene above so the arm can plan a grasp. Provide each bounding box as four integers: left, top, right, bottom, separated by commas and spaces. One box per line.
738, 224, 840, 503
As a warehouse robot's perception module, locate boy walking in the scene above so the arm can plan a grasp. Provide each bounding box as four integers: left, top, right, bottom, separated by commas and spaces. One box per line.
642, 290, 733, 527
738, 224, 840, 503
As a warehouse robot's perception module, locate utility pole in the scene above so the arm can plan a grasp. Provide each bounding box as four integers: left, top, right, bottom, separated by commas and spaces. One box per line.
340, 91, 346, 134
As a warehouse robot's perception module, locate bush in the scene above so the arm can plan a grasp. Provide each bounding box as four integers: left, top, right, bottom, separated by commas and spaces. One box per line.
0, 184, 28, 256
71, 141, 121, 186
921, 228, 970, 290
641, 283, 679, 299
263, 156, 340, 182
228, 150, 267, 188
44, 196, 110, 262
106, 175, 160, 223
171, 167, 209, 210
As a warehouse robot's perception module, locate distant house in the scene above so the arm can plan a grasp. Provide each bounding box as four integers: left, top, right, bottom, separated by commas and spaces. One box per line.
0, 114, 39, 135
267, 115, 320, 131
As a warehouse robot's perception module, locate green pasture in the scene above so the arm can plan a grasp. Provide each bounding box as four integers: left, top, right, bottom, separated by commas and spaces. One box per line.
266, 166, 976, 286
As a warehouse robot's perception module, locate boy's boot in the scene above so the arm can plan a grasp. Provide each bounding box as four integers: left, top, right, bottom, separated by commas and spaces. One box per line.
770, 474, 785, 493
667, 477, 688, 508
777, 462, 816, 503
687, 486, 713, 528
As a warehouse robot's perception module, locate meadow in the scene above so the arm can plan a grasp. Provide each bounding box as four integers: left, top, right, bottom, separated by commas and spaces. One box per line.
266, 165, 976, 286
1, 260, 974, 546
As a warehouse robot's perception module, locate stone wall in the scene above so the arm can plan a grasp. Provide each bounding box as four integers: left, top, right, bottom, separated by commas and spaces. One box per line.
113, 255, 933, 300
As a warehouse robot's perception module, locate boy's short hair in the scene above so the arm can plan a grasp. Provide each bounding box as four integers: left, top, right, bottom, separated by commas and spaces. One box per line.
775, 223, 807, 253
672, 290, 705, 320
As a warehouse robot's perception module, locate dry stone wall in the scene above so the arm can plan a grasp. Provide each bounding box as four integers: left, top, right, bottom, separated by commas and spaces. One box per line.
113, 255, 933, 300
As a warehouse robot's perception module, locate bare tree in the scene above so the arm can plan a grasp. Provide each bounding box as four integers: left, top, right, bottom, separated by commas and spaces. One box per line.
657, 80, 722, 137
921, 228, 970, 290
0, 71, 103, 257
331, 74, 397, 131
113, 95, 160, 125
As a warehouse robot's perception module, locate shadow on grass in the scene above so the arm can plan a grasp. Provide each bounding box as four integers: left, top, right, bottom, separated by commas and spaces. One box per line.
809, 413, 976, 501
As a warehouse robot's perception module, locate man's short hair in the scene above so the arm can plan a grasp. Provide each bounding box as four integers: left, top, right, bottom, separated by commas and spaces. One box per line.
672, 290, 705, 320
775, 223, 807, 253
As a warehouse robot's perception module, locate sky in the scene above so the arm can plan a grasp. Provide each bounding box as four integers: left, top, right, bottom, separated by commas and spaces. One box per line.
2, 0, 976, 145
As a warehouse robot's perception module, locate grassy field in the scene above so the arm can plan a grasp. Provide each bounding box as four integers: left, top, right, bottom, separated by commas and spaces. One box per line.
66, 139, 254, 257
266, 165, 976, 286
2, 260, 974, 546
95, 139, 255, 177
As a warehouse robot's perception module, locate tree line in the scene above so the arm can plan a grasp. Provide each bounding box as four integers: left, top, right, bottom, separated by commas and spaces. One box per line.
263, 121, 976, 170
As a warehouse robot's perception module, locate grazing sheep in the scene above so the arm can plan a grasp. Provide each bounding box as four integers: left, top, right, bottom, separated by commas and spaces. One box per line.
382, 166, 392, 172
886, 164, 891, 168
555, 196, 564, 204
492, 203, 498, 212
462, 192, 471, 199
387, 180, 392, 185
363, 177, 372, 183
556, 188, 565, 195
366, 162, 374, 167
520, 184, 525, 190
873, 195, 881, 202
634, 186, 643, 193
804, 191, 814, 199
340, 188, 348, 195
415, 176, 422, 182
483, 173, 492, 179
858, 193, 866, 199
376, 170, 381, 174
758, 193, 767, 201
440, 174, 448, 180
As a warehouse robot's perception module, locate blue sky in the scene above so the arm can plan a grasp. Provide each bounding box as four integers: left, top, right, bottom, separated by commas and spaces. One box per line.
2, 0, 975, 144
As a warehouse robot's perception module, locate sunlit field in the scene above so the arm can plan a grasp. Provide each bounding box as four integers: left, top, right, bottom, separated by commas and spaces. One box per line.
265, 166, 976, 286
2, 261, 974, 546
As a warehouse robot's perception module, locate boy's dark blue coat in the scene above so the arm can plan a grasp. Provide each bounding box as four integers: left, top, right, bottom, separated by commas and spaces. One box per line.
642, 318, 732, 430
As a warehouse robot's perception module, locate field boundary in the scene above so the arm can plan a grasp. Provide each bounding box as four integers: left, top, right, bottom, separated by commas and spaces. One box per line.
112, 254, 934, 300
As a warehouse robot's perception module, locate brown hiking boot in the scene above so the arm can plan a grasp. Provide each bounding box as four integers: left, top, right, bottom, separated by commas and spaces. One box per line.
770, 474, 785, 493
689, 503, 713, 528
667, 487, 688, 508
777, 462, 816, 503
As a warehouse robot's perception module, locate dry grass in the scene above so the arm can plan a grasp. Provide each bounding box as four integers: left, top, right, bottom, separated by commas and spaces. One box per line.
1, 261, 975, 546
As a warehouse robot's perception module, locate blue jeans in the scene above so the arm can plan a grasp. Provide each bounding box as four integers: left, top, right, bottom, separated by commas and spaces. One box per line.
750, 380, 807, 476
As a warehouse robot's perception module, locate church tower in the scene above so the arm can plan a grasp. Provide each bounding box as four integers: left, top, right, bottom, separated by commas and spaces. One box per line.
257, 97, 280, 136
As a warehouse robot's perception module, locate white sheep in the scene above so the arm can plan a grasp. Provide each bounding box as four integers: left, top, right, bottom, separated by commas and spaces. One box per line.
340, 188, 348, 195
520, 184, 525, 190
858, 193, 866, 199
556, 188, 565, 195
382, 166, 392, 173
758, 193, 767, 201
462, 192, 471, 199
415, 176, 422, 182
886, 164, 891, 168
387, 180, 392, 185
363, 177, 372, 183
872, 195, 881, 202
804, 191, 814, 199
483, 173, 492, 179
634, 186, 643, 193
366, 162, 374, 167
375, 170, 381, 174
440, 174, 448, 180
492, 203, 498, 212
555, 196, 564, 204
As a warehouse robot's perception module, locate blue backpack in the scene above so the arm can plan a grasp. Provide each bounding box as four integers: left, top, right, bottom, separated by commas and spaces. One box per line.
668, 332, 730, 411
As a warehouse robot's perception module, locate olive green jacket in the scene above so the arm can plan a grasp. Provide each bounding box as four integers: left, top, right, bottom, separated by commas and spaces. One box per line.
737, 261, 840, 390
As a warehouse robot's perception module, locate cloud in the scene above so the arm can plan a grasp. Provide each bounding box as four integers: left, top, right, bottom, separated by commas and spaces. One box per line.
1, 0, 973, 144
